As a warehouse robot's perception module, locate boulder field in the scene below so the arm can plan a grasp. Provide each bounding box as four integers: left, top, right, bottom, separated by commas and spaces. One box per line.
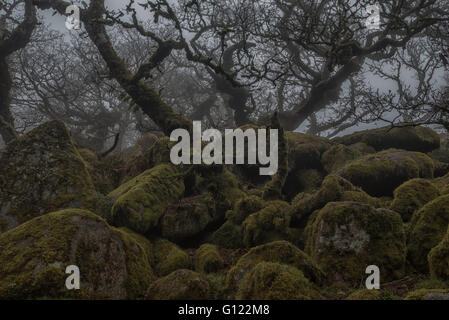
1, 120, 449, 299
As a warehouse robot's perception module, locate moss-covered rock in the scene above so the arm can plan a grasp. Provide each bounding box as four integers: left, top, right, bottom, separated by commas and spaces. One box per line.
0, 121, 97, 234
285, 131, 332, 171
194, 244, 224, 274
0, 209, 154, 299
235, 262, 322, 300
404, 289, 449, 300
283, 169, 324, 200
390, 179, 440, 222
211, 221, 243, 249
345, 289, 383, 300
122, 133, 158, 181
305, 202, 406, 287
146, 269, 211, 300
288, 174, 382, 245
334, 125, 440, 153
241, 200, 295, 247
339, 150, 434, 197
428, 226, 449, 280
161, 194, 216, 243
408, 194, 449, 273
226, 241, 324, 295
109, 164, 185, 234
322, 143, 375, 173
226, 195, 265, 225
152, 239, 191, 276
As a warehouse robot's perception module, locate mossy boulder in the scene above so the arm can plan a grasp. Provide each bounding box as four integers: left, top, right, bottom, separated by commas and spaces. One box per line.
339, 150, 434, 197
109, 163, 185, 234
152, 239, 191, 276
428, 226, 449, 280
235, 262, 322, 300
305, 202, 406, 287
288, 174, 382, 243
146, 269, 211, 300
408, 194, 449, 273
0, 121, 97, 234
404, 289, 449, 300
283, 169, 324, 200
122, 133, 158, 181
0, 209, 154, 299
334, 125, 440, 153
194, 244, 225, 274
211, 221, 243, 249
226, 195, 265, 225
390, 179, 440, 222
161, 194, 216, 243
241, 200, 295, 247
226, 241, 324, 294
322, 143, 375, 173
285, 131, 331, 171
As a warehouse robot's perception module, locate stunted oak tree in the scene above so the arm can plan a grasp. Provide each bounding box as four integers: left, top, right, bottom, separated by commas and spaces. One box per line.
0, 0, 36, 144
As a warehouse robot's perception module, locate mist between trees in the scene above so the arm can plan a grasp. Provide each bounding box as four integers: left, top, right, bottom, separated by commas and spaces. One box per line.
0, 0, 448, 153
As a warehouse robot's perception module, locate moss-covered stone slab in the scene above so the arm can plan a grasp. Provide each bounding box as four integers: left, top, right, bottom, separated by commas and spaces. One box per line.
235, 262, 322, 300
333, 125, 440, 153
408, 194, 449, 273
0, 121, 97, 234
339, 150, 434, 197
391, 178, 440, 222
146, 269, 211, 300
0, 209, 154, 299
322, 143, 375, 173
428, 226, 449, 280
305, 202, 406, 287
226, 240, 324, 295
109, 163, 185, 234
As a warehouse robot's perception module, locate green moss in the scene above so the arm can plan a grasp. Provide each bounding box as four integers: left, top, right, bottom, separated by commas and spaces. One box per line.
345, 289, 383, 300
333, 125, 440, 153
152, 239, 191, 276
428, 226, 449, 280
146, 269, 211, 300
0, 209, 154, 299
415, 278, 449, 290
226, 240, 324, 295
242, 200, 293, 247
340, 150, 434, 197
322, 144, 372, 173
408, 194, 449, 273
390, 179, 440, 222
211, 221, 243, 249
305, 202, 406, 287
109, 163, 185, 234
236, 262, 322, 300
227, 196, 265, 225
194, 244, 224, 274
0, 121, 98, 233
404, 288, 449, 300
263, 113, 288, 200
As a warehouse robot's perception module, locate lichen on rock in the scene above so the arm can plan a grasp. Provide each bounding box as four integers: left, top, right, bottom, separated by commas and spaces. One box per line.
305, 201, 406, 287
